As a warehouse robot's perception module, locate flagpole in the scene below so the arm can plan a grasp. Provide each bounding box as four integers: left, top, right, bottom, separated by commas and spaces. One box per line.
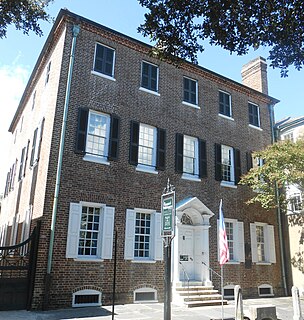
221, 265, 224, 320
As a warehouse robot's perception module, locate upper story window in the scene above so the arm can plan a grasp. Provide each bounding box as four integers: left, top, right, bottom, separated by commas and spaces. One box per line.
30, 118, 45, 168
75, 108, 120, 164
289, 193, 302, 212
141, 61, 159, 93
248, 102, 260, 127
18, 146, 26, 181
129, 121, 166, 172
282, 132, 294, 142
93, 43, 115, 78
250, 222, 276, 264
215, 143, 241, 186
175, 134, 207, 180
66, 202, 115, 260
217, 218, 245, 263
31, 91, 36, 110
183, 77, 198, 106
45, 61, 51, 85
124, 209, 163, 262
219, 91, 232, 118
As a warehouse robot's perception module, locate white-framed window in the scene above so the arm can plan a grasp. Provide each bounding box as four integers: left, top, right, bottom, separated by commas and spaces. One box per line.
250, 222, 276, 264
219, 91, 232, 118
85, 111, 110, 161
223, 285, 235, 299
66, 202, 115, 260
183, 135, 199, 177
217, 218, 245, 263
124, 209, 163, 262
72, 289, 102, 307
183, 77, 198, 106
221, 145, 235, 184
45, 61, 51, 85
289, 193, 302, 212
248, 102, 260, 128
93, 43, 115, 79
31, 90, 36, 110
258, 284, 274, 297
141, 61, 159, 93
134, 287, 158, 303
138, 123, 157, 170
30, 118, 45, 168
18, 146, 27, 181
282, 131, 294, 142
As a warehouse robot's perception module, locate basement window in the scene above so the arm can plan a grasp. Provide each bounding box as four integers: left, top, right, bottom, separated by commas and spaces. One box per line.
72, 289, 102, 307
223, 285, 235, 300
258, 284, 274, 297
134, 287, 157, 303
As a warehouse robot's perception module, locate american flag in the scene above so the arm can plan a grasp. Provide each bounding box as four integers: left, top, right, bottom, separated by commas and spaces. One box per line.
219, 199, 229, 266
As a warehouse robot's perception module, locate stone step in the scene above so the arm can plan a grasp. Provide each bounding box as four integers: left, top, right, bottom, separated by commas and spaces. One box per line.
175, 286, 214, 291
178, 290, 219, 296
184, 294, 223, 302
185, 299, 228, 308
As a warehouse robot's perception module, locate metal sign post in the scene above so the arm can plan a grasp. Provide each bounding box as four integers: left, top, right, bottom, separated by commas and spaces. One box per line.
161, 179, 175, 320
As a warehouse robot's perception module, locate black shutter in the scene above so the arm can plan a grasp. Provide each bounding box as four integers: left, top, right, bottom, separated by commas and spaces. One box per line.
30, 128, 38, 166
199, 139, 207, 178
215, 143, 222, 181
129, 121, 139, 165
75, 108, 88, 154
175, 133, 183, 173
246, 151, 253, 172
234, 148, 241, 184
108, 115, 120, 160
156, 128, 166, 170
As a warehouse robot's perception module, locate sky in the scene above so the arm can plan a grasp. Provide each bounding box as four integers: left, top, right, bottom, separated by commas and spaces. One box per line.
0, 0, 303, 190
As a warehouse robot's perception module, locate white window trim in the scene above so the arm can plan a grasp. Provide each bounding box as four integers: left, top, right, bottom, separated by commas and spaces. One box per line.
66, 202, 115, 260
219, 90, 232, 118
221, 145, 235, 185
137, 123, 157, 172
92, 42, 116, 80
124, 208, 163, 262
72, 289, 102, 307
258, 284, 274, 297
249, 124, 263, 131
84, 110, 111, 163
182, 101, 200, 109
248, 102, 261, 128
220, 181, 237, 188
183, 76, 198, 106
181, 173, 201, 182
183, 135, 199, 177
218, 113, 234, 121
134, 287, 158, 303
140, 61, 160, 94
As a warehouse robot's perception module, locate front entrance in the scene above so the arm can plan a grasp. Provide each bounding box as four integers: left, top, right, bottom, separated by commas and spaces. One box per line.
173, 197, 214, 286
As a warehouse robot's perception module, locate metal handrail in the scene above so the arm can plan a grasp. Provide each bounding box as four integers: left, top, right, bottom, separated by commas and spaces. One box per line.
179, 261, 190, 299
201, 261, 222, 283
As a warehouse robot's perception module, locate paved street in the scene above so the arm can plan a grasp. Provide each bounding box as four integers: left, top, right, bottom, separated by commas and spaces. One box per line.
0, 297, 303, 320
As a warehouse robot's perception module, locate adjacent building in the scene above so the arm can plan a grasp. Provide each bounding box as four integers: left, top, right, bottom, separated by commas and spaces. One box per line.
0, 9, 284, 310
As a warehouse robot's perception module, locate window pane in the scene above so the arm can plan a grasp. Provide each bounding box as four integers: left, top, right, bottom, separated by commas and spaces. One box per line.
221, 146, 233, 182
134, 212, 151, 258
225, 222, 234, 260
183, 136, 197, 175
138, 124, 156, 167
256, 225, 265, 262
94, 44, 114, 77
141, 62, 158, 92
184, 78, 197, 105
78, 206, 101, 257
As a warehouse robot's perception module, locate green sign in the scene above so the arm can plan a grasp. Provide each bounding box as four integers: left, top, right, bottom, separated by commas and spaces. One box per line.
161, 192, 175, 237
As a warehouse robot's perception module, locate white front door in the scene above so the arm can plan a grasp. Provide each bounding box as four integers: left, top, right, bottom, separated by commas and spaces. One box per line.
178, 226, 195, 280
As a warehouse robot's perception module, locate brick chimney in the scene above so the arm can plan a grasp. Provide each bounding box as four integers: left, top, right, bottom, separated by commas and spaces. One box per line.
241, 57, 268, 95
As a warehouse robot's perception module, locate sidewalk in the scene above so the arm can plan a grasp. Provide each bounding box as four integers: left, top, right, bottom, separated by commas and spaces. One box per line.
0, 297, 303, 320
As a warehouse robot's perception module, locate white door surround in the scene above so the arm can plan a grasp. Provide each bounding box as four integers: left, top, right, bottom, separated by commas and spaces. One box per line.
172, 197, 214, 287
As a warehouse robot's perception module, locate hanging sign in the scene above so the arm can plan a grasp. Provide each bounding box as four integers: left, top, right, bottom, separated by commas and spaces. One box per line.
161, 190, 175, 238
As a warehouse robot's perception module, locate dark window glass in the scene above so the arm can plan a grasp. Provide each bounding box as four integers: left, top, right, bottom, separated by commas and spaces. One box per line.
94, 44, 114, 77
248, 103, 260, 127
141, 62, 158, 92
219, 91, 231, 117
183, 77, 197, 105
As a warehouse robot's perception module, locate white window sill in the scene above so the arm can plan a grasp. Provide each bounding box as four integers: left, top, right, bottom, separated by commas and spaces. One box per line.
255, 262, 272, 265
218, 113, 234, 121
131, 260, 156, 264
134, 300, 158, 304
249, 124, 263, 131
73, 258, 104, 262
182, 174, 201, 182
226, 261, 241, 265
83, 154, 110, 165
220, 181, 237, 188
136, 165, 158, 174
139, 87, 160, 96
91, 70, 116, 81
182, 101, 200, 109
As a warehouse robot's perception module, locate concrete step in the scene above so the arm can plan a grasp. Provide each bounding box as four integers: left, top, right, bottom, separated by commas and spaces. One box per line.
183, 294, 223, 301
178, 290, 219, 296
185, 299, 228, 308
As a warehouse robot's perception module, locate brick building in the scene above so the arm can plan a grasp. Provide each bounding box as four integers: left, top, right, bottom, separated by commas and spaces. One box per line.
0, 9, 285, 310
